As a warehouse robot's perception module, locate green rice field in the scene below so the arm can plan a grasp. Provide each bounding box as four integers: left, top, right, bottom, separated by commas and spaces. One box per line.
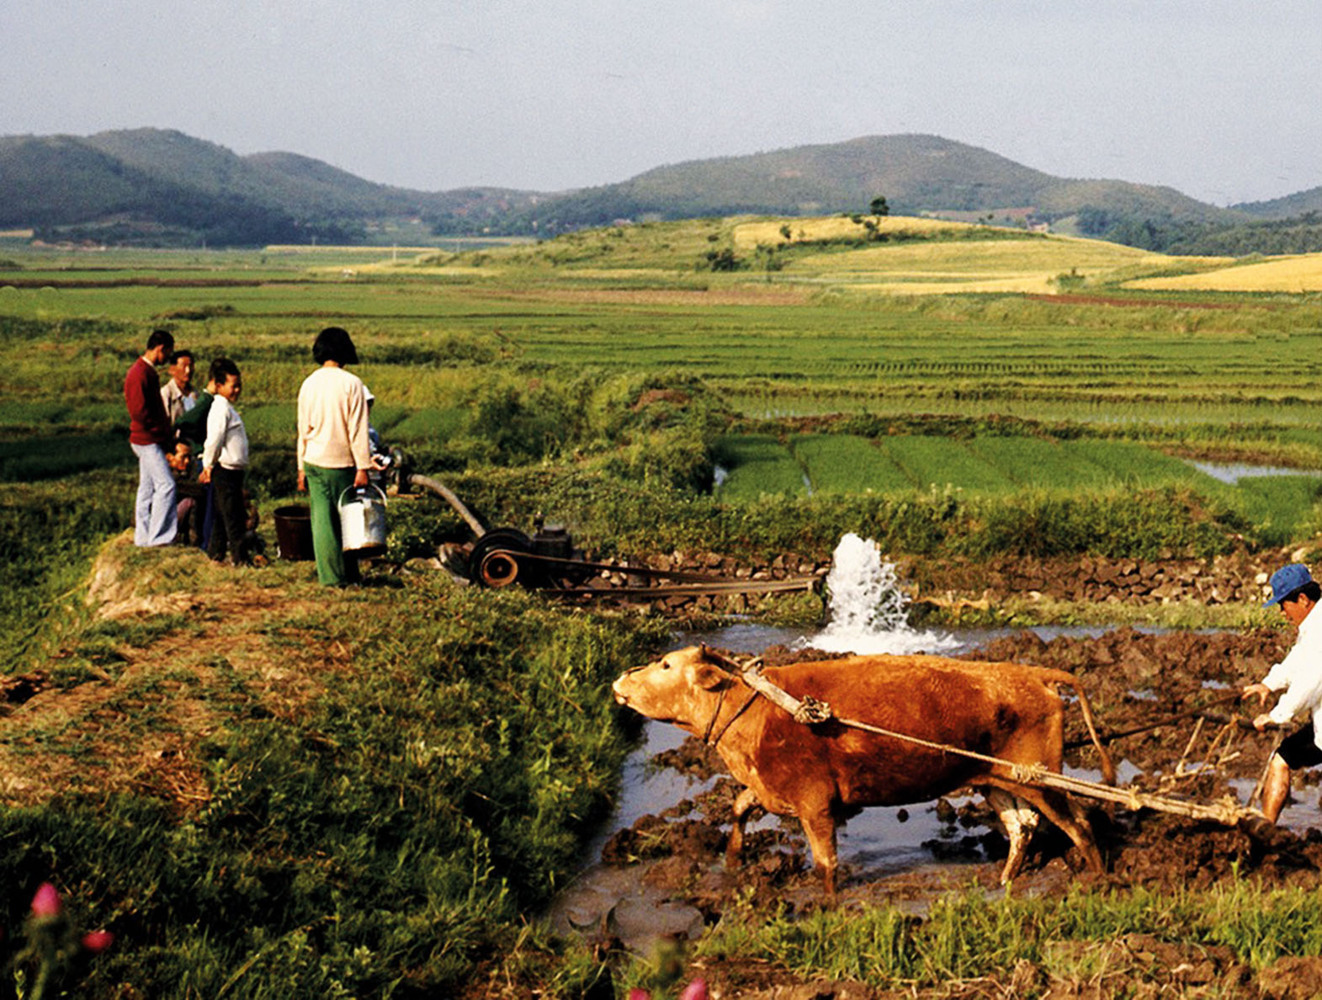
5, 220, 1322, 506
713, 432, 1322, 542
8, 219, 1322, 997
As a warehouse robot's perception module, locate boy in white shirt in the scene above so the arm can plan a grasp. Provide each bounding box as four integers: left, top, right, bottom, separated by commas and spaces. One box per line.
1243, 563, 1322, 822
200, 358, 254, 566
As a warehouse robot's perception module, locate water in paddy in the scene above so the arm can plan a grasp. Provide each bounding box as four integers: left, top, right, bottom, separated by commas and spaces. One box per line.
552, 534, 1320, 943
590, 534, 1132, 880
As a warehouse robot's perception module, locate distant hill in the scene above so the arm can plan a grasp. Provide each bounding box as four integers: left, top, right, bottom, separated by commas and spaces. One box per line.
509, 134, 1234, 235
1234, 186, 1322, 220
1, 127, 1318, 251
0, 129, 540, 246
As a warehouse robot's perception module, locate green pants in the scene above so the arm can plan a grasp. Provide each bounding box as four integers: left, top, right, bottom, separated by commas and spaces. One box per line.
305, 463, 360, 587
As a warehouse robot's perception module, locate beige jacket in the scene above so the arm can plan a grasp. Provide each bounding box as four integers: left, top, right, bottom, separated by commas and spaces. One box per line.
297, 366, 371, 471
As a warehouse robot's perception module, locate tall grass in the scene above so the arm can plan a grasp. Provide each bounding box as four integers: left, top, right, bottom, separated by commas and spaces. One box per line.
0, 576, 668, 997
0, 475, 134, 667
698, 880, 1322, 990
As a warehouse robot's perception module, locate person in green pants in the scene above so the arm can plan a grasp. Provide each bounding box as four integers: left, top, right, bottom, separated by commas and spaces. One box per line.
296, 327, 372, 586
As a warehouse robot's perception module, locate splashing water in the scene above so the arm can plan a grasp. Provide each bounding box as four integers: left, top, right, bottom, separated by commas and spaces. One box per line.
808, 533, 960, 656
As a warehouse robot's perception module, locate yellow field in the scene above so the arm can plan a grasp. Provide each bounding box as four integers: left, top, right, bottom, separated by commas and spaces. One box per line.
1125, 253, 1322, 293
732, 214, 962, 249
759, 223, 1216, 294
398, 213, 1267, 297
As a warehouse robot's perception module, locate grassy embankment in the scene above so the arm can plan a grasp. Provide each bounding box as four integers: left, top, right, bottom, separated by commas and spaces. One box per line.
3, 219, 1322, 994
685, 880, 1322, 995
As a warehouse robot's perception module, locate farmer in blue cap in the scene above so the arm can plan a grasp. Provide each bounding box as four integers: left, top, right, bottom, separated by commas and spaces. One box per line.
1242, 563, 1322, 823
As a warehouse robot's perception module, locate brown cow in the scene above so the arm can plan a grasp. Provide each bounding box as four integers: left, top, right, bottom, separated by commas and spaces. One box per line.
612, 645, 1114, 899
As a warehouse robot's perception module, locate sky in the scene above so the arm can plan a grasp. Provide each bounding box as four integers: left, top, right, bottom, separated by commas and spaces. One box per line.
3, 0, 1319, 207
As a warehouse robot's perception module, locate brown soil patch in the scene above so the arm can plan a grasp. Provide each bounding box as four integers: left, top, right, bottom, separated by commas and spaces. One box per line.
495, 286, 812, 307
0, 534, 342, 812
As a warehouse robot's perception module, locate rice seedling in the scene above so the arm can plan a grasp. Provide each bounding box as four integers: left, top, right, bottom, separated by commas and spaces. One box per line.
790, 434, 914, 492
712, 434, 806, 498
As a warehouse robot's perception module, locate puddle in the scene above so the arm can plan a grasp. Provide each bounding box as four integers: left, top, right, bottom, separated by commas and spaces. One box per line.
1188, 460, 1322, 484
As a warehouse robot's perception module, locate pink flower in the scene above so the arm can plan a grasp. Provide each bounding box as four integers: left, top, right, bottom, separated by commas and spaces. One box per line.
30, 883, 61, 919
679, 979, 709, 1000
81, 930, 115, 953
627, 990, 651, 1000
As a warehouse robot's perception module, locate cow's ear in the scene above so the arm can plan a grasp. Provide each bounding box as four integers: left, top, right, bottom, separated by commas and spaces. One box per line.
694, 664, 728, 691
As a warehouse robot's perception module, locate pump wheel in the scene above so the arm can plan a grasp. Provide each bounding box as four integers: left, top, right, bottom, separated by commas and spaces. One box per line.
468, 528, 533, 589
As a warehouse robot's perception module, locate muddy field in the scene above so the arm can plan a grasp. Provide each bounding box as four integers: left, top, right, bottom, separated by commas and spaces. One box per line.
559, 628, 1322, 999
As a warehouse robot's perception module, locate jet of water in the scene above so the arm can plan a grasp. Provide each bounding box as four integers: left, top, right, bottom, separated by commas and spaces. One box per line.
809, 533, 959, 656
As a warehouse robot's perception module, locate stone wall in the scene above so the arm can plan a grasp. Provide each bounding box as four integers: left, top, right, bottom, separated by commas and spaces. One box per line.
895, 549, 1299, 608
580, 545, 1314, 615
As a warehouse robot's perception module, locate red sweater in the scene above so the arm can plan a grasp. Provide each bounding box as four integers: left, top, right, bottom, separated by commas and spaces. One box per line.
124, 357, 171, 446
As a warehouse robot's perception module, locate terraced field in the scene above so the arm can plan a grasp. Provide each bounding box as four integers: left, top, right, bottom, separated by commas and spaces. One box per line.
1126, 251, 1322, 292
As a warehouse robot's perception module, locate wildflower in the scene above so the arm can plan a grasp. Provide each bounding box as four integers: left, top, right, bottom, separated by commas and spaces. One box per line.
679, 979, 709, 1000
30, 883, 61, 919
81, 930, 115, 953
627, 991, 651, 1000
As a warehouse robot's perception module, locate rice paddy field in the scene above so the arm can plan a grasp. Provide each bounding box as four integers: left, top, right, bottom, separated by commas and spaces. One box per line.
5, 216, 1322, 489
8, 217, 1322, 997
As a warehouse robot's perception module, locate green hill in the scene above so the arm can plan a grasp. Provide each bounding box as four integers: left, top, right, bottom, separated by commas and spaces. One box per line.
1234, 185, 1322, 220
0, 129, 539, 246
512, 134, 1233, 234
1, 127, 1318, 250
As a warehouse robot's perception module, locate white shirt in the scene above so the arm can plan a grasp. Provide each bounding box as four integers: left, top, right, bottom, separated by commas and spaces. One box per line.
202, 395, 249, 471
1262, 609, 1322, 746
297, 366, 371, 472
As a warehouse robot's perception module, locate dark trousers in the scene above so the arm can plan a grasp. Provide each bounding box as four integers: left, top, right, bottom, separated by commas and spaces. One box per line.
175, 481, 208, 547
208, 467, 249, 564
200, 481, 216, 551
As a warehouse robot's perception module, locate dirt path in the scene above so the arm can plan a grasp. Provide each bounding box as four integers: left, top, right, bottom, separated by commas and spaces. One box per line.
0, 535, 343, 810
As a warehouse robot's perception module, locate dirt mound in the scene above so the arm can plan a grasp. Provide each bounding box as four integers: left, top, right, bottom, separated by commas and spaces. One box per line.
2, 535, 340, 811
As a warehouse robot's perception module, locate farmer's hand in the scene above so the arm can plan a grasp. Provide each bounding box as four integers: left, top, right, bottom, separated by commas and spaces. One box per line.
353, 468, 369, 488
1242, 682, 1272, 705
297, 471, 306, 493
198, 467, 211, 485
1253, 713, 1278, 731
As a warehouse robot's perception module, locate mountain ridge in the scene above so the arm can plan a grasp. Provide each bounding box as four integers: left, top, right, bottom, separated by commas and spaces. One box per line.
2, 127, 1319, 249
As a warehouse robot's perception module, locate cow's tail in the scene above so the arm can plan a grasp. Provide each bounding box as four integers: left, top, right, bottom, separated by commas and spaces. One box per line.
1045, 670, 1116, 786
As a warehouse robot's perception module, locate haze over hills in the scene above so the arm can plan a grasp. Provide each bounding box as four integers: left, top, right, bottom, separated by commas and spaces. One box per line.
507, 134, 1232, 233
1, 127, 1320, 252
0, 129, 541, 246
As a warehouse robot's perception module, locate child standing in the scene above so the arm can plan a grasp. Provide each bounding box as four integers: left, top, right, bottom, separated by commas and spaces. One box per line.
200, 358, 253, 566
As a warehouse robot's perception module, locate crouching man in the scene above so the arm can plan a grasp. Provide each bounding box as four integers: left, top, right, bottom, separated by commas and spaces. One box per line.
1243, 563, 1322, 823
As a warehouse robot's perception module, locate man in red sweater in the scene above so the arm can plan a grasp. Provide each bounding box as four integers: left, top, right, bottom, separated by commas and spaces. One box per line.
124, 329, 178, 546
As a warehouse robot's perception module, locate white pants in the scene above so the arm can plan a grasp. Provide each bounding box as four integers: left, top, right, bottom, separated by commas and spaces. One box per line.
131, 442, 178, 546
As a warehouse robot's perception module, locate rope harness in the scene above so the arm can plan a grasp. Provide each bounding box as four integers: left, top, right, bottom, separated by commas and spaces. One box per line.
697, 646, 1260, 827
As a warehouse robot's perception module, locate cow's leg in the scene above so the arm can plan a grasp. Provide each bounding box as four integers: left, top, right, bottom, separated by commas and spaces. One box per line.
725, 787, 761, 869
985, 787, 1040, 883
1003, 782, 1103, 874
797, 803, 840, 903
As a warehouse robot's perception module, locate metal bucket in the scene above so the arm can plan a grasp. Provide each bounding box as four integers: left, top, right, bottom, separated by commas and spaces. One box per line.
272, 504, 315, 561
337, 484, 388, 554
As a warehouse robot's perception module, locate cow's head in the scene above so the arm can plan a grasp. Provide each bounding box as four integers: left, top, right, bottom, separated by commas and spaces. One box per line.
612, 645, 733, 728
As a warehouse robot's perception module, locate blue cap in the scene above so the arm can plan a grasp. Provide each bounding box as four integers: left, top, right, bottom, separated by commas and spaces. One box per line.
1264, 563, 1314, 607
